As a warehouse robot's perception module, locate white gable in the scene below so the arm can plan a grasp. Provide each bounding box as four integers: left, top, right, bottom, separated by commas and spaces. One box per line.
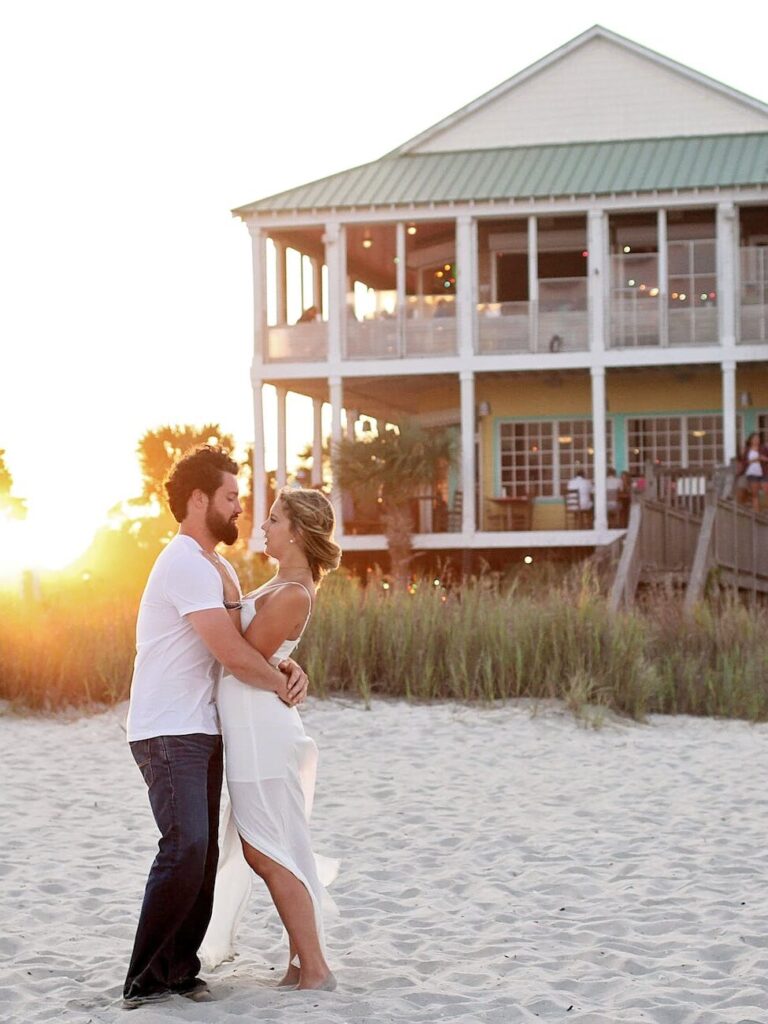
406, 32, 768, 154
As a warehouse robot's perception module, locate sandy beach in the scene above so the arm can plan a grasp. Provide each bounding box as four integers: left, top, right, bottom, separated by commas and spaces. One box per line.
2, 698, 767, 1024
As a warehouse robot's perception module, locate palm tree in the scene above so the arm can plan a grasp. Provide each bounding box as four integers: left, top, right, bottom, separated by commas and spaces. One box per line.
332, 420, 456, 588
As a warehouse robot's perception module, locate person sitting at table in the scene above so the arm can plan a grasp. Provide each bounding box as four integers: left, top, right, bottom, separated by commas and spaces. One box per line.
606, 467, 622, 525
297, 305, 319, 323
567, 470, 593, 525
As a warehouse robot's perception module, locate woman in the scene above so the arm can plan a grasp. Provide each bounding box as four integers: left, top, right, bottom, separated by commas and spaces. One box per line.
199, 487, 341, 991
740, 432, 768, 511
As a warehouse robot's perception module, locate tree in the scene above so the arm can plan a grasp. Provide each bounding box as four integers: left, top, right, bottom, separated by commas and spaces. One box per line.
332, 421, 456, 588
0, 449, 26, 520
73, 424, 245, 588
135, 424, 235, 509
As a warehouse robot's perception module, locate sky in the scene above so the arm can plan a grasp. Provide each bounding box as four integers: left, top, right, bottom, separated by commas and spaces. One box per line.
1, 0, 767, 574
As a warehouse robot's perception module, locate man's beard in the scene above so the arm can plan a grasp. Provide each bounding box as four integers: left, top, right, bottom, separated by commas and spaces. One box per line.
206, 506, 239, 546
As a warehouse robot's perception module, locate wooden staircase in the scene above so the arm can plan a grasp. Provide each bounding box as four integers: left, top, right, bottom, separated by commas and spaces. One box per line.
608, 464, 768, 611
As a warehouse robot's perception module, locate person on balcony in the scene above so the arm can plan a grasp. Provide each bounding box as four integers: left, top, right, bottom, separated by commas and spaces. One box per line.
567, 470, 594, 528
739, 432, 768, 511
297, 305, 319, 323
567, 470, 594, 512
606, 467, 623, 526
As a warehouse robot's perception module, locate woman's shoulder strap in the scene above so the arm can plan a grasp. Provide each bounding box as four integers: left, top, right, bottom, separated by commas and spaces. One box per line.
270, 581, 313, 633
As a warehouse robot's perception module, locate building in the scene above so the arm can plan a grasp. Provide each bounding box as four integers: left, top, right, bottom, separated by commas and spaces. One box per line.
234, 25, 768, 562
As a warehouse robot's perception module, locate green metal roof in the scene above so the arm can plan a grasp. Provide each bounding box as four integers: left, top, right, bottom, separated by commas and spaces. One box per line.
235, 133, 768, 216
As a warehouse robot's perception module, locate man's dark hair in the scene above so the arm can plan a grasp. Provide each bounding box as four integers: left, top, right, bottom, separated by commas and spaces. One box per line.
165, 445, 239, 523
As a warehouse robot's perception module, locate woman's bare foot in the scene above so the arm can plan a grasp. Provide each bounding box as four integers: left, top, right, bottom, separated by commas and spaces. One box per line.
298, 970, 337, 991
277, 964, 300, 988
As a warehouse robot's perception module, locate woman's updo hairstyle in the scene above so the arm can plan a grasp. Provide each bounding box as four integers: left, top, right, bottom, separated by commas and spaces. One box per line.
278, 487, 341, 583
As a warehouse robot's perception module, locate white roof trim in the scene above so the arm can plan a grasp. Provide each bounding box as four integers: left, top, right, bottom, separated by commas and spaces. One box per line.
389, 25, 768, 156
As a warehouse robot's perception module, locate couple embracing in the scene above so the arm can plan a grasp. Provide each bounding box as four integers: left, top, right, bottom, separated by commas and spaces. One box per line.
122, 445, 340, 1009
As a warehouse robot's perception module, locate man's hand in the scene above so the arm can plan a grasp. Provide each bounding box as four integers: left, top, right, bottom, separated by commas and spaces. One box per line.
200, 551, 240, 605
279, 657, 309, 705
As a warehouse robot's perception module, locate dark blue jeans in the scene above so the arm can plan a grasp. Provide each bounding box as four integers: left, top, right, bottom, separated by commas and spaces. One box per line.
123, 733, 223, 1000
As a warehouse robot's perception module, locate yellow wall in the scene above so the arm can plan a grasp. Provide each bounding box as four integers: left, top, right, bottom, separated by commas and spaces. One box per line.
737, 366, 768, 410
475, 365, 761, 531
606, 368, 723, 412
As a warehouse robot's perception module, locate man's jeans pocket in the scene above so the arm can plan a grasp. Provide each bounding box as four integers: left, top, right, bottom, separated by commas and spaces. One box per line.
130, 739, 154, 787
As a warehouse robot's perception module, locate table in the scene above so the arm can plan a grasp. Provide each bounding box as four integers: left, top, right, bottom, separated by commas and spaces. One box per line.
488, 496, 533, 530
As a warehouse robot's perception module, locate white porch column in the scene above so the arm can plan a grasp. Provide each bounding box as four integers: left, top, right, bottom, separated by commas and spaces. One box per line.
460, 370, 476, 535
456, 216, 476, 358
527, 215, 538, 351
717, 201, 737, 347
721, 359, 737, 462
312, 257, 323, 316
250, 378, 267, 550
587, 209, 607, 352
311, 397, 323, 486
274, 241, 288, 324
275, 386, 288, 488
248, 224, 268, 361
329, 376, 344, 536
345, 408, 358, 440
658, 209, 668, 346
324, 223, 345, 362
591, 366, 608, 532
396, 222, 406, 355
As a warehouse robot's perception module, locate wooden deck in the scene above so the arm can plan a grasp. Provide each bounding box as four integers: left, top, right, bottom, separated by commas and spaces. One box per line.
609, 465, 768, 611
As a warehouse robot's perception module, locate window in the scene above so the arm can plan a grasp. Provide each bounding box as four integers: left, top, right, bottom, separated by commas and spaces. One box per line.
626, 414, 723, 475
499, 419, 613, 498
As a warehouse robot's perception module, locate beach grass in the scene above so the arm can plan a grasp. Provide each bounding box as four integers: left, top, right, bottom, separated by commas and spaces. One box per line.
2, 569, 767, 720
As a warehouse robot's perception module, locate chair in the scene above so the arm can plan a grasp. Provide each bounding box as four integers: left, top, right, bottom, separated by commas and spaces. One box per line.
485, 498, 505, 531
564, 489, 583, 529
447, 490, 463, 532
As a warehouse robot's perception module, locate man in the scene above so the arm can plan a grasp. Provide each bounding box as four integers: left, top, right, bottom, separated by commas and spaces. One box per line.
566, 469, 594, 527
122, 445, 308, 1010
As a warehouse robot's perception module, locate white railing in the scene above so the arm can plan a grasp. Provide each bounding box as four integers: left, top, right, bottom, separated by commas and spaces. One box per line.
344, 317, 457, 359
266, 322, 328, 362
667, 305, 718, 345
476, 279, 589, 354
739, 246, 768, 343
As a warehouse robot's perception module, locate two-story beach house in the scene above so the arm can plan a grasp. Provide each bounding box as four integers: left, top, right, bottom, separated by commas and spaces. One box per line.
234, 25, 768, 565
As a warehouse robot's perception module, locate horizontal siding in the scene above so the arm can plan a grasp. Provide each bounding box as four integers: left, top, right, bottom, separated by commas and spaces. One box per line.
237, 134, 768, 215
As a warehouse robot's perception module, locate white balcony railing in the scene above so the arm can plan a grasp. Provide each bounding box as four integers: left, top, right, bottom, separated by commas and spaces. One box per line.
266, 322, 327, 362
740, 246, 768, 343
262, 247, 767, 361
344, 317, 457, 359
476, 278, 589, 354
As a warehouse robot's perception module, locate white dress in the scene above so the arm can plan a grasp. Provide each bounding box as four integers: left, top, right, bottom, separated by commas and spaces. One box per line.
198, 581, 338, 970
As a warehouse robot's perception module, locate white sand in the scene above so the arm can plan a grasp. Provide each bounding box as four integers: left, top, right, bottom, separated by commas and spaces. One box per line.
1, 698, 767, 1024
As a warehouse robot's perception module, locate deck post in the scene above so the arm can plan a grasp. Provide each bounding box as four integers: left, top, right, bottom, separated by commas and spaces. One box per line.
250, 378, 267, 551
591, 366, 608, 532
248, 224, 268, 363
657, 209, 668, 346
721, 360, 737, 463
456, 216, 476, 358
459, 370, 476, 537
311, 397, 324, 486
324, 222, 345, 362
329, 375, 344, 539
276, 386, 288, 488
717, 201, 737, 348
274, 241, 287, 325
587, 210, 607, 352
527, 215, 538, 351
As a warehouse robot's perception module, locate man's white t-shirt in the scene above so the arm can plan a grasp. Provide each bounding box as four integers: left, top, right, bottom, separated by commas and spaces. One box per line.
606, 475, 622, 509
126, 534, 241, 742
567, 475, 594, 510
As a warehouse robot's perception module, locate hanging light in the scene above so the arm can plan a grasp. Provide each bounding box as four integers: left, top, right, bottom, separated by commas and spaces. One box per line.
362, 231, 373, 249
407, 224, 417, 236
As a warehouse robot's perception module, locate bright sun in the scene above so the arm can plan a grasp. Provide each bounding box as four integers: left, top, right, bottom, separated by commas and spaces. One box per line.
0, 513, 94, 581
